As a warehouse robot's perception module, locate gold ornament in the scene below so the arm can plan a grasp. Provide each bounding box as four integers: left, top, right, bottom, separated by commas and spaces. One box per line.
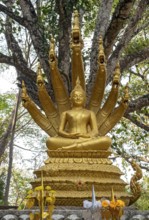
22, 10, 142, 207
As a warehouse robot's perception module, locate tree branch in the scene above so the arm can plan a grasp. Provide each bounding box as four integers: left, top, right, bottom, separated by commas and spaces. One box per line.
0, 0, 50, 82
126, 94, 149, 114
120, 46, 149, 72
113, 147, 149, 171
0, 0, 50, 81
4, 1, 34, 71
5, 17, 36, 80
104, 0, 135, 57
18, 0, 51, 84
55, 0, 74, 91
88, 0, 113, 94
124, 113, 149, 131
129, 69, 144, 80
107, 0, 149, 82
135, 20, 149, 36
4, 89, 21, 205
14, 118, 32, 135
0, 3, 25, 26
19, 0, 38, 22
14, 144, 45, 153
3, 10, 40, 105
0, 116, 13, 158
0, 53, 14, 65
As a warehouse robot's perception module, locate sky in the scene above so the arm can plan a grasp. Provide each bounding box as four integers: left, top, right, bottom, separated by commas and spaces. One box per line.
0, 76, 16, 93
0, 67, 17, 94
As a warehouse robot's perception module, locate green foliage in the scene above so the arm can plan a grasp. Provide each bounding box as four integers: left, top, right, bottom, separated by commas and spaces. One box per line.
112, 117, 148, 154
130, 67, 148, 97
8, 168, 32, 206
0, 93, 15, 136
37, 0, 101, 38
76, 0, 100, 37
111, 116, 148, 181
0, 96, 9, 111
112, 0, 120, 12
0, 92, 47, 204
136, 192, 149, 210
135, 175, 149, 210
38, 0, 58, 38
124, 36, 149, 56
0, 94, 15, 113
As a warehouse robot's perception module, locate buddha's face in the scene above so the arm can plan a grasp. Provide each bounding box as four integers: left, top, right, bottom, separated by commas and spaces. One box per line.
71, 90, 86, 107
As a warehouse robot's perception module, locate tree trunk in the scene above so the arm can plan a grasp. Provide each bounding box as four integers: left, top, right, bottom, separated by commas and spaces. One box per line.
4, 89, 21, 205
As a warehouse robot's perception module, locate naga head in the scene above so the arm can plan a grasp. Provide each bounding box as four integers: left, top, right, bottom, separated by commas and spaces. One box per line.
37, 63, 44, 87
49, 37, 56, 63
21, 81, 30, 107
99, 36, 106, 64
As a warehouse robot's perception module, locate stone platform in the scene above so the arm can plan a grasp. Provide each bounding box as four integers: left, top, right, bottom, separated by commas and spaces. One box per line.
31, 150, 131, 206
0, 207, 149, 220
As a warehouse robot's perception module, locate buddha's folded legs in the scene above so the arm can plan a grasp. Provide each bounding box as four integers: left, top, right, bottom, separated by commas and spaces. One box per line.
47, 136, 111, 151
61, 136, 111, 150
46, 136, 88, 150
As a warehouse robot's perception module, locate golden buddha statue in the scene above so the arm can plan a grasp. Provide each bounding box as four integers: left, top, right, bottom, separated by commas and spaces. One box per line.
46, 78, 111, 151
21, 10, 142, 207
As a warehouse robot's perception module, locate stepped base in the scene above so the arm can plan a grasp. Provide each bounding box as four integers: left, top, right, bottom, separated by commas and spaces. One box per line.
31, 149, 131, 206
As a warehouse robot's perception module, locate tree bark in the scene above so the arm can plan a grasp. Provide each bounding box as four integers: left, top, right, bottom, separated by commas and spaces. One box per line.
104, 0, 135, 57
55, 0, 74, 91
0, 116, 13, 158
120, 47, 149, 72
4, 90, 21, 205
88, 0, 113, 95
107, 0, 149, 82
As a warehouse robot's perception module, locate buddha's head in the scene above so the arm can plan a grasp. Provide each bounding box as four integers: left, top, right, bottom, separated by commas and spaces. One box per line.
70, 78, 86, 107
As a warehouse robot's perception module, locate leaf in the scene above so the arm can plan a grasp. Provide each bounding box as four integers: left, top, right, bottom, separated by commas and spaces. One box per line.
29, 213, 35, 220
35, 186, 43, 191
42, 212, 49, 218
25, 198, 35, 209
45, 186, 51, 190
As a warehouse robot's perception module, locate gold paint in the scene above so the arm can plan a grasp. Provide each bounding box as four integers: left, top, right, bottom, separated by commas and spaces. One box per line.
129, 160, 143, 205
21, 10, 142, 206
21, 81, 56, 136
88, 36, 106, 113
96, 63, 121, 129
113, 62, 120, 84
25, 171, 56, 220
37, 65, 59, 132
46, 79, 111, 151
70, 10, 85, 91
98, 85, 129, 136
37, 63, 59, 131
49, 38, 70, 113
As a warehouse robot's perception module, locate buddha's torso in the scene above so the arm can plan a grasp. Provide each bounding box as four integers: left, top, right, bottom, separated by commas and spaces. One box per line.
65, 108, 91, 134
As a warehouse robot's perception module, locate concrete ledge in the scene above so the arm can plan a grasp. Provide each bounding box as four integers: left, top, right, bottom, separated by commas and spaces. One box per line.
0, 206, 149, 219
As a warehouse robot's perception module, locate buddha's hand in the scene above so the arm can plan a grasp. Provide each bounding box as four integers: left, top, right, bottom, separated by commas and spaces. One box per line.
69, 133, 91, 138
58, 131, 80, 138
78, 133, 91, 138
69, 133, 81, 139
